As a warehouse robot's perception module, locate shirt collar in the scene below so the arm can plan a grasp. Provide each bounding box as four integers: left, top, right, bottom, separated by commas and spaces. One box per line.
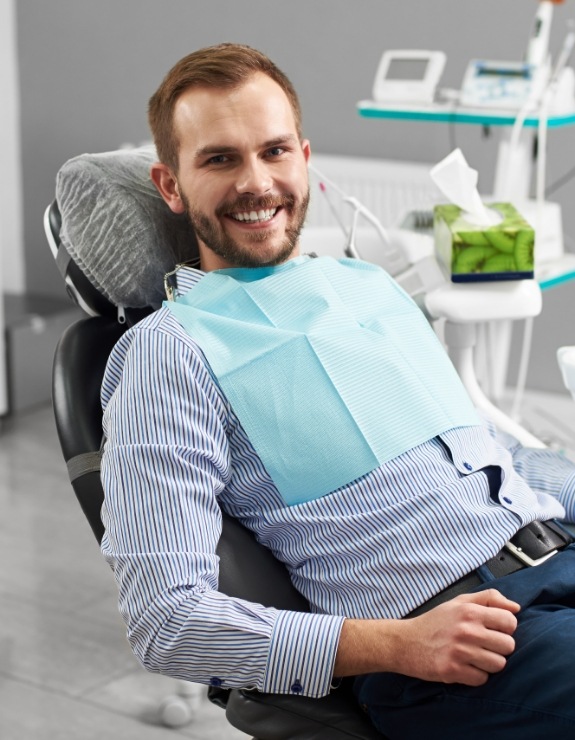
166, 264, 205, 300
168, 255, 314, 299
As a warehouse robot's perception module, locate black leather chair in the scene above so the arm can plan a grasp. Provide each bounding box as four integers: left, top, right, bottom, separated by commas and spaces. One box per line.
48, 200, 383, 740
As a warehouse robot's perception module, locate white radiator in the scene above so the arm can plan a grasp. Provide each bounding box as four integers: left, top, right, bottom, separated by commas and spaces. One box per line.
307, 153, 442, 229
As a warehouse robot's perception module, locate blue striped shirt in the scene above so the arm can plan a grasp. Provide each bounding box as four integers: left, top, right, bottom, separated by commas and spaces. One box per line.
100, 265, 575, 699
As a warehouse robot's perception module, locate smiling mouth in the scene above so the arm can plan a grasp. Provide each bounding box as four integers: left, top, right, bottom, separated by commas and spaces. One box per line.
228, 207, 279, 224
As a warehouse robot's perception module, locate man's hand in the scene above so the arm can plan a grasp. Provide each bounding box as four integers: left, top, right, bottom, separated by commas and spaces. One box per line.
334, 588, 520, 686
396, 589, 520, 685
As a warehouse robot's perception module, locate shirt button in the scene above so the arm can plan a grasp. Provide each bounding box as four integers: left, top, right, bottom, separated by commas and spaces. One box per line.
210, 677, 223, 687
503, 497, 513, 504
463, 462, 473, 471
291, 680, 303, 694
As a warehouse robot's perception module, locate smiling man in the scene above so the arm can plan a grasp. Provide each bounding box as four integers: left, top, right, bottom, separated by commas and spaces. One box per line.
100, 44, 575, 740
149, 52, 310, 271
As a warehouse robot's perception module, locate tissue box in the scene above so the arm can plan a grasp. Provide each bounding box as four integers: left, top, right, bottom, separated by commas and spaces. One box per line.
434, 202, 535, 282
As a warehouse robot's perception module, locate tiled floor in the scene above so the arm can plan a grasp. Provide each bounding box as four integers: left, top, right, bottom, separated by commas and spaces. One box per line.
1, 391, 575, 740
0, 404, 249, 740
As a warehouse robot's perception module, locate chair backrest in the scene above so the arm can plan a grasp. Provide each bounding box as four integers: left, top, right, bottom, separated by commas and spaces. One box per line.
52, 316, 124, 543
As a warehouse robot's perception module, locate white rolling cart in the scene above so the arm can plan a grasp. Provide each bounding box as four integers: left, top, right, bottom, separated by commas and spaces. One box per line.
357, 99, 575, 417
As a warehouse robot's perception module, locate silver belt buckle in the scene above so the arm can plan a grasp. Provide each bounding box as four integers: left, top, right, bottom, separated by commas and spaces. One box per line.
504, 540, 558, 567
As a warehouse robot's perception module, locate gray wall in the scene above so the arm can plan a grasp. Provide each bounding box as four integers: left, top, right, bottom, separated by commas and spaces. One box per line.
16, 0, 575, 389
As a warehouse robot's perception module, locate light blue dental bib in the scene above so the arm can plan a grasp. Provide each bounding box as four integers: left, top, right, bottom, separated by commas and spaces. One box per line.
166, 256, 479, 505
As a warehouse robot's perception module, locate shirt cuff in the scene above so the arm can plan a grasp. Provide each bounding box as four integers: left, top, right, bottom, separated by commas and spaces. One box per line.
262, 611, 345, 698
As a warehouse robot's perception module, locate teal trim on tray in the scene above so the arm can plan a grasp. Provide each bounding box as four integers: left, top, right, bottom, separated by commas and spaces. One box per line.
539, 268, 575, 291
357, 103, 575, 129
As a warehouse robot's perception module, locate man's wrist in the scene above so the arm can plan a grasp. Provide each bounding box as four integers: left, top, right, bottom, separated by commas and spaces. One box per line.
334, 617, 405, 677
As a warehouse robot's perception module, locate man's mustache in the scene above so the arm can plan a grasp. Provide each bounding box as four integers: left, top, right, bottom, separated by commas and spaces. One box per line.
216, 193, 296, 216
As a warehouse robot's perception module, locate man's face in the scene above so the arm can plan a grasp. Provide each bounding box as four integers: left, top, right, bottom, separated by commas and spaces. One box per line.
170, 73, 311, 271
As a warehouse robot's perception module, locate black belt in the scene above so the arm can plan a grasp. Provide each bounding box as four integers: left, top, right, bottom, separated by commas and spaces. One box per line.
409, 520, 573, 618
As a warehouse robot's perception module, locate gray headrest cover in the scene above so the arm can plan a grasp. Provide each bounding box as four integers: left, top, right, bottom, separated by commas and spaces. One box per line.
55, 145, 198, 308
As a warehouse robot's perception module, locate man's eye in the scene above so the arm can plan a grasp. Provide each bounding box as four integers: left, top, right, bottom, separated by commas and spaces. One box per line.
267, 147, 285, 157
207, 155, 229, 165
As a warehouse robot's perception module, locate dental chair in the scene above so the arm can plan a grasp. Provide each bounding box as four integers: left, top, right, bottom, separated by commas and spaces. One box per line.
46, 146, 382, 740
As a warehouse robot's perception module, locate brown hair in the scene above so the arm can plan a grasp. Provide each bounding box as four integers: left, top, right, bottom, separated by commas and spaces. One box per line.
148, 43, 302, 172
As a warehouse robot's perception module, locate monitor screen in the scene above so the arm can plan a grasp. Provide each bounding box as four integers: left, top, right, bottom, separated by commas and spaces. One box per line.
477, 66, 530, 79
386, 58, 429, 81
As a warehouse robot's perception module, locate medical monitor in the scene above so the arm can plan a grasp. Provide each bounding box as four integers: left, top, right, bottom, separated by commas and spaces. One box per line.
372, 49, 446, 105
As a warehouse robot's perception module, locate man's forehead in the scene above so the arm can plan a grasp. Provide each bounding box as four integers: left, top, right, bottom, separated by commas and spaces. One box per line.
173, 73, 297, 142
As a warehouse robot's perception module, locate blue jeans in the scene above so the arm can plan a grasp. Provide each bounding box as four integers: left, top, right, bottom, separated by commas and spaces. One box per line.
354, 544, 575, 739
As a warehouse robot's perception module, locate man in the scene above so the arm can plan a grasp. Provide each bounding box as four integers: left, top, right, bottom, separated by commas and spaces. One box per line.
100, 43, 575, 738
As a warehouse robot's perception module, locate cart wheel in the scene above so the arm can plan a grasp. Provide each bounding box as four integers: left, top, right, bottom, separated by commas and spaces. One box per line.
159, 694, 194, 728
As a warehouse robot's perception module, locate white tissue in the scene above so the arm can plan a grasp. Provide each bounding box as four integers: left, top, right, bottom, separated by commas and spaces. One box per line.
430, 149, 501, 227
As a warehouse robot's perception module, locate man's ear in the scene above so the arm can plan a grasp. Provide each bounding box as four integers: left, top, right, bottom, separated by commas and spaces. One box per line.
150, 163, 185, 214
301, 138, 311, 164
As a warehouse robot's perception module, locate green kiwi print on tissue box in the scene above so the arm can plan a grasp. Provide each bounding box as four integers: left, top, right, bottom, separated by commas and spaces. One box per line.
433, 202, 535, 283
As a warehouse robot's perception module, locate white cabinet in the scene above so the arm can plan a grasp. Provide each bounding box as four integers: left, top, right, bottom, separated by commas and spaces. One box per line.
1, 0, 25, 417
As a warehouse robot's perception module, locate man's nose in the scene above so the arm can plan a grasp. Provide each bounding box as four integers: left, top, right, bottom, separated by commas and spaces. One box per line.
235, 158, 273, 195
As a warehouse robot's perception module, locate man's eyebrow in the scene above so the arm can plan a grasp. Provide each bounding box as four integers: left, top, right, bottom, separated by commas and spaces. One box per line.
262, 135, 299, 148
194, 135, 299, 159
194, 145, 238, 159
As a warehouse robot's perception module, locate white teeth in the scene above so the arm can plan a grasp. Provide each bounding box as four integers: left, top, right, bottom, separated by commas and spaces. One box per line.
231, 208, 277, 223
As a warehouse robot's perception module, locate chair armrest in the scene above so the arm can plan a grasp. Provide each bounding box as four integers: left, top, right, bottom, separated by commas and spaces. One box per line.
225, 680, 383, 740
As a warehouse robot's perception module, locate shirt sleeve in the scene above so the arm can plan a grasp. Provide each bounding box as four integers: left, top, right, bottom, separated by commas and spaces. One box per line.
100, 321, 344, 697
478, 409, 575, 522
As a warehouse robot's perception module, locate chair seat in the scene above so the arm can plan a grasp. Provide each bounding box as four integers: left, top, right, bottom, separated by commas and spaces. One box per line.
225, 680, 383, 740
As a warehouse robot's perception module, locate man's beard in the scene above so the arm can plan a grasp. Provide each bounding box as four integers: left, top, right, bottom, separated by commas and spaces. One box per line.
180, 189, 310, 269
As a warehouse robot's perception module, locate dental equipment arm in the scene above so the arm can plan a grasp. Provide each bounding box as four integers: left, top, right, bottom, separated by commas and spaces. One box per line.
526, 1, 558, 68
425, 280, 546, 448
309, 163, 444, 297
